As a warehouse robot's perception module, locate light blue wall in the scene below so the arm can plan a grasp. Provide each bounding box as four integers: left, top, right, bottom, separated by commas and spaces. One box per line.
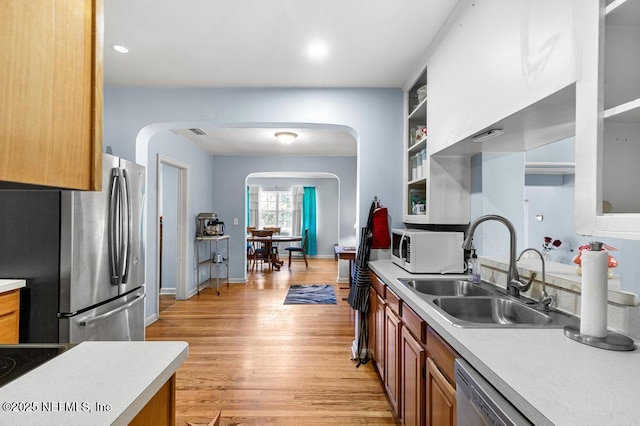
470, 152, 526, 256
245, 176, 346, 257
103, 87, 403, 321
146, 130, 215, 316
472, 136, 640, 296
215, 156, 356, 276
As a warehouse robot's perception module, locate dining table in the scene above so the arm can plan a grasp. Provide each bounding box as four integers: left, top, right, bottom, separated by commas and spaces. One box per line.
247, 234, 302, 271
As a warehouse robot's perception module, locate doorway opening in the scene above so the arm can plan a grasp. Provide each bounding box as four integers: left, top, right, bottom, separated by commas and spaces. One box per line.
156, 155, 190, 317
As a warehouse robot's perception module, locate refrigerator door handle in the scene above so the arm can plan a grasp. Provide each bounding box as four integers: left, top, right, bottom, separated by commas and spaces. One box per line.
121, 169, 133, 284
108, 168, 121, 285
116, 168, 127, 285
78, 293, 145, 327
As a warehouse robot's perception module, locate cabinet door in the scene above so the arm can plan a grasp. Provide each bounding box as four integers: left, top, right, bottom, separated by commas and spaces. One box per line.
426, 357, 456, 426
384, 306, 401, 417
374, 293, 386, 377
401, 327, 426, 426
575, 0, 640, 237
0, 0, 103, 190
367, 288, 377, 364
0, 289, 20, 344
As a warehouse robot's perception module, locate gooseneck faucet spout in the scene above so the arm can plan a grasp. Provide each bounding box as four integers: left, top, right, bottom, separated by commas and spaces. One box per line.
462, 215, 534, 298
517, 248, 554, 311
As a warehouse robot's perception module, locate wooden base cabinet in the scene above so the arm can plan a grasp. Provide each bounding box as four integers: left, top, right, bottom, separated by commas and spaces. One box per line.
426, 357, 456, 426
384, 305, 402, 417
401, 327, 426, 426
426, 327, 459, 426
369, 272, 387, 377
130, 374, 176, 426
0, 289, 20, 344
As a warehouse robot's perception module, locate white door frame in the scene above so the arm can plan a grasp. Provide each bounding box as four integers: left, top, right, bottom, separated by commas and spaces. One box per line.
156, 155, 190, 315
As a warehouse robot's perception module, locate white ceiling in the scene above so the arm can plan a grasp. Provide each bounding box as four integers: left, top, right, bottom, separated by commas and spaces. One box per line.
173, 127, 357, 156
103, 0, 460, 155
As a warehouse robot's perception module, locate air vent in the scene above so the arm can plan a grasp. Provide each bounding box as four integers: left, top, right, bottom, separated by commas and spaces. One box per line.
189, 128, 207, 136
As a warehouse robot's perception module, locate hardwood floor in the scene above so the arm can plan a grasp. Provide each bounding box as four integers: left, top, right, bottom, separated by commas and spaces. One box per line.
146, 258, 397, 425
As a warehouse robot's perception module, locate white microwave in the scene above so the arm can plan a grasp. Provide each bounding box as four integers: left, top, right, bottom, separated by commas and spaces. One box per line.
391, 229, 465, 274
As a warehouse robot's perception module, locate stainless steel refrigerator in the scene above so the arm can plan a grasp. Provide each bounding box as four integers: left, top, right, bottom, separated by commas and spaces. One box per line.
0, 153, 146, 343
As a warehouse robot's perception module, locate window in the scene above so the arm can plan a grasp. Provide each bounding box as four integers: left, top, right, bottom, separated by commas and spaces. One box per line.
259, 189, 292, 234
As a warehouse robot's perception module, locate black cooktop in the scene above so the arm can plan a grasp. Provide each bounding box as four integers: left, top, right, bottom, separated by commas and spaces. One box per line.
0, 346, 69, 387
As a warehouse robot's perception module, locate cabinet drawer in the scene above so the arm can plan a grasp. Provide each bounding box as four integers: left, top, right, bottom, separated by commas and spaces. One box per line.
402, 303, 426, 344
426, 327, 458, 385
0, 289, 20, 344
386, 287, 401, 317
0, 289, 20, 315
369, 272, 386, 299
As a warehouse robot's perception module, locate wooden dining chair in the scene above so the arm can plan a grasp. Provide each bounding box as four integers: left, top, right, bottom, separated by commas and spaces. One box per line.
263, 227, 281, 262
250, 229, 274, 272
285, 229, 309, 269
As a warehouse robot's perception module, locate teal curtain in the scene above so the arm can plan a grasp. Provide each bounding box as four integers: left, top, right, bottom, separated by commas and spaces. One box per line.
302, 186, 317, 255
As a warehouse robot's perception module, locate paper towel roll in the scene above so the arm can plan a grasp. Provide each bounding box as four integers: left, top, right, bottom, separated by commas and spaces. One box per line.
580, 248, 609, 337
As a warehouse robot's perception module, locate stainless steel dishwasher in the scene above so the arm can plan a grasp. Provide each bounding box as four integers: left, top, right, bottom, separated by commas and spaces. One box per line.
455, 359, 532, 425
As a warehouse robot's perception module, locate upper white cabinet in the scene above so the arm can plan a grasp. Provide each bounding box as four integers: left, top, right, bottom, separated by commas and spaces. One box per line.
427, 0, 577, 155
575, 0, 640, 238
403, 68, 470, 225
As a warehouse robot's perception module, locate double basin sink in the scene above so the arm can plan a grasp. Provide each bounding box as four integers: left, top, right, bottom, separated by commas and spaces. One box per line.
399, 279, 579, 328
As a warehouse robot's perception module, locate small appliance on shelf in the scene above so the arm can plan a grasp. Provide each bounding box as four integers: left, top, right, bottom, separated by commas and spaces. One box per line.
196, 213, 225, 237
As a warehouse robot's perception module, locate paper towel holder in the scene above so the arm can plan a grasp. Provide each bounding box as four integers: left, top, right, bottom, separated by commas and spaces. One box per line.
564, 326, 635, 351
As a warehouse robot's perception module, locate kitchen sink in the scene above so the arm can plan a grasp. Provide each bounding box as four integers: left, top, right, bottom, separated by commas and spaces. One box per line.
398, 278, 580, 329
400, 279, 493, 297
432, 297, 553, 326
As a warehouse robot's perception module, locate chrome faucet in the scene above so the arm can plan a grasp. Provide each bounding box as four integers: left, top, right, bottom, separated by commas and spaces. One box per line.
516, 248, 554, 311
462, 215, 535, 298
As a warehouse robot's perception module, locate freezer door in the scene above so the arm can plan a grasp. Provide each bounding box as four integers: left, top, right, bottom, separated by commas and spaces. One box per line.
60, 287, 145, 343
60, 154, 121, 313
118, 157, 145, 293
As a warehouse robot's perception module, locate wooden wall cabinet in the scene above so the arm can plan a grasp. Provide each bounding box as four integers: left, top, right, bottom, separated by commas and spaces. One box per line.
0, 0, 103, 190
0, 289, 20, 344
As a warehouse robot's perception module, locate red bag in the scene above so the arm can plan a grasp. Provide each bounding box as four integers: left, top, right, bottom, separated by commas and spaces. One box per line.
370, 207, 390, 249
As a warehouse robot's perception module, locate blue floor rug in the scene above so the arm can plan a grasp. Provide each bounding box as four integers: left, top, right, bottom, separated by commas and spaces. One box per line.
284, 284, 337, 305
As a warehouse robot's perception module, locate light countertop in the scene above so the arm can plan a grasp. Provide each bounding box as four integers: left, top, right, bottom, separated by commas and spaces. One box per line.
0, 341, 188, 425
370, 260, 640, 426
0, 279, 26, 294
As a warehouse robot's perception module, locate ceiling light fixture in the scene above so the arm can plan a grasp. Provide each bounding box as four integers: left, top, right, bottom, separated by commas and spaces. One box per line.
275, 132, 298, 144
307, 40, 328, 61
111, 44, 130, 54
472, 128, 504, 143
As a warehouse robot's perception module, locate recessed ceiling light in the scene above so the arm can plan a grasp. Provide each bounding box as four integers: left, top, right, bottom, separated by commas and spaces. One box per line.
307, 40, 328, 61
111, 44, 130, 54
